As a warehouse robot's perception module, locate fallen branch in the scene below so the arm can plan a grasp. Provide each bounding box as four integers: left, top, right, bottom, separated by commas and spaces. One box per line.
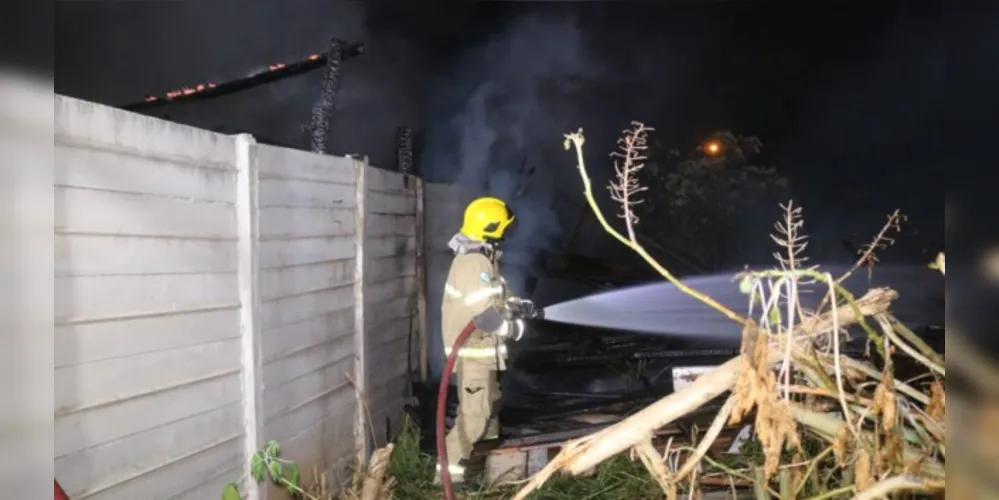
360, 444, 394, 500
511, 287, 897, 499
674, 394, 737, 482
875, 313, 945, 376
634, 438, 675, 497
853, 474, 943, 500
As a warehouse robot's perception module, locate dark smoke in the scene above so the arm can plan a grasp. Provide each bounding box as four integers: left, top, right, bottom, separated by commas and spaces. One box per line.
420, 13, 605, 296
419, 13, 609, 377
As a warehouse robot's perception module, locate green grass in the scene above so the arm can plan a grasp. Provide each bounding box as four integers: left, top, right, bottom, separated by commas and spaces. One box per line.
385, 418, 666, 500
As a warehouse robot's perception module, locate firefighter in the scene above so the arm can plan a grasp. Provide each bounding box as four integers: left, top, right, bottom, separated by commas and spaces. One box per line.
437, 196, 539, 483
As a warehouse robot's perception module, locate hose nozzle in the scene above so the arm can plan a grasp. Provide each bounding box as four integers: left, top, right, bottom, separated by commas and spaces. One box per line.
506, 297, 543, 320
530, 306, 545, 320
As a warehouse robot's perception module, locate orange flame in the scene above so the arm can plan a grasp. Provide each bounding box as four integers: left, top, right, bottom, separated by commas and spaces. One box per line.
145, 51, 320, 102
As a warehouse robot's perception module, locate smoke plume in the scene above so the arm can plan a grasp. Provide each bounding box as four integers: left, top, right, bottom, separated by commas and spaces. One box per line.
421, 13, 603, 295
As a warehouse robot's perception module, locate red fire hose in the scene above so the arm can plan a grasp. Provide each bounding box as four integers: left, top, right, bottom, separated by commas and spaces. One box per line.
436, 321, 477, 500
55, 479, 70, 500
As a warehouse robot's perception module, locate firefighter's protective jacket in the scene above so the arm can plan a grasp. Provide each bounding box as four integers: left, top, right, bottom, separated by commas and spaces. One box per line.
441, 250, 509, 371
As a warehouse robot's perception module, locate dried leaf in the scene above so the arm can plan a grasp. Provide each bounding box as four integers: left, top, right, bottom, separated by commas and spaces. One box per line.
881, 389, 897, 432
927, 381, 946, 422
855, 448, 874, 492
879, 431, 902, 475
832, 424, 850, 466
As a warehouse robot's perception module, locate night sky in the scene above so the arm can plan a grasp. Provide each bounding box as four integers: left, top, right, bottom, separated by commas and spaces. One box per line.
55, 1, 995, 347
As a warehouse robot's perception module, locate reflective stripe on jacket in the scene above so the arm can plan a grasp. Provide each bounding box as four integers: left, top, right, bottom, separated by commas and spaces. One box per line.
441, 251, 509, 369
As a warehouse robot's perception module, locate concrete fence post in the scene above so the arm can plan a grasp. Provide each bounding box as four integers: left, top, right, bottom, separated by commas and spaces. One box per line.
353, 156, 370, 466
414, 178, 429, 383
235, 134, 266, 500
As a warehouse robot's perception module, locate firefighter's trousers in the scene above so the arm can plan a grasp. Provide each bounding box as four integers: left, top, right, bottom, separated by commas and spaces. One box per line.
445, 357, 501, 467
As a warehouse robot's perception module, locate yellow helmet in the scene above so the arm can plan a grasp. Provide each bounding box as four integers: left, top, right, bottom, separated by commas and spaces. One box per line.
460, 196, 515, 242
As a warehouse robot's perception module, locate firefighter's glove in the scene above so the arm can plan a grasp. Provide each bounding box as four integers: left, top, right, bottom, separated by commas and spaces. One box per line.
497, 318, 526, 342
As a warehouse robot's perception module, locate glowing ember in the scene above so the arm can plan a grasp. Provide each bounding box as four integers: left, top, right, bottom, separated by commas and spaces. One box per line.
704, 140, 722, 156
138, 50, 324, 103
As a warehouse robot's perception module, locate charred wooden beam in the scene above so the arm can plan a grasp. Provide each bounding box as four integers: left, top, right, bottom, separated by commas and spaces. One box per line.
120, 41, 364, 112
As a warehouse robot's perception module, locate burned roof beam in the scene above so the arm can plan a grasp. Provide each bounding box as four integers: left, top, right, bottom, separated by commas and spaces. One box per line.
119, 42, 365, 112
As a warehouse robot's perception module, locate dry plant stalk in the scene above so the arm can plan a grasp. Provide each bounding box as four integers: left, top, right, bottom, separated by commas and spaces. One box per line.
563, 125, 748, 326
841, 209, 905, 284
514, 125, 947, 500
608, 122, 651, 241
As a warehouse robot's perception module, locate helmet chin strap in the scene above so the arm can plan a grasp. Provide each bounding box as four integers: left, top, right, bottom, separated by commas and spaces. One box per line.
447, 232, 503, 260
484, 241, 502, 262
